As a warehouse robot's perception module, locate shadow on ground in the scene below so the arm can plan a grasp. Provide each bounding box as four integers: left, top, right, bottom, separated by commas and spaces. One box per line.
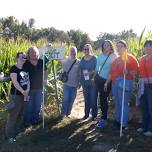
0, 115, 152, 152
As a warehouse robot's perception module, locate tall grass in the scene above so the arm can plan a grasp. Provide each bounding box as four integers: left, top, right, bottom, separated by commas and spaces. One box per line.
0, 30, 152, 106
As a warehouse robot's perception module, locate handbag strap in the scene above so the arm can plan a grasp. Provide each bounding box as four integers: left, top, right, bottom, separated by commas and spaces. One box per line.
98, 53, 111, 74
67, 59, 77, 74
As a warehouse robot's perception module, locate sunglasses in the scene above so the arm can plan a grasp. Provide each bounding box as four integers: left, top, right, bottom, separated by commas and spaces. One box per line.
83, 48, 89, 51
19, 56, 27, 59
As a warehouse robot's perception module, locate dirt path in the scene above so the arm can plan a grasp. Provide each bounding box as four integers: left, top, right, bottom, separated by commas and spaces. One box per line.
70, 88, 85, 119
70, 89, 117, 152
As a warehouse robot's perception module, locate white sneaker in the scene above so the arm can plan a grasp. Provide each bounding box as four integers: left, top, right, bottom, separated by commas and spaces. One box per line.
137, 128, 144, 133
143, 131, 152, 137
8, 138, 16, 144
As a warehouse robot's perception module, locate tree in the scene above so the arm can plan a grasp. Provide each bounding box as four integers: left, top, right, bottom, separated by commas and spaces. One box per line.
94, 29, 137, 49
68, 29, 91, 50
28, 18, 35, 28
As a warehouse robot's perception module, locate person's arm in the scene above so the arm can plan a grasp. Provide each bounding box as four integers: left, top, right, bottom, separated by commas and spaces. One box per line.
77, 62, 82, 89
91, 56, 98, 81
127, 56, 139, 78
58, 56, 68, 64
26, 80, 30, 94
104, 75, 112, 92
10, 73, 27, 96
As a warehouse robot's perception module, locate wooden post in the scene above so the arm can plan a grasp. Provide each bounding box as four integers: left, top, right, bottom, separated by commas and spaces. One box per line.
51, 60, 60, 114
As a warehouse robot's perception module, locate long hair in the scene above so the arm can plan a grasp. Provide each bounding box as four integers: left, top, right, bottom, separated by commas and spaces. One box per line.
27, 46, 40, 60
101, 40, 114, 53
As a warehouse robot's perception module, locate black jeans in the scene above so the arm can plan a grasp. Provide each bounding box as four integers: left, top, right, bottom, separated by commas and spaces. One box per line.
95, 75, 111, 120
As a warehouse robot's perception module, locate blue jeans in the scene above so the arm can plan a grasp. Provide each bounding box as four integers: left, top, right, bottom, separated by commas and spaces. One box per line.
140, 84, 152, 132
61, 84, 77, 116
112, 82, 132, 127
82, 84, 97, 117
24, 89, 43, 125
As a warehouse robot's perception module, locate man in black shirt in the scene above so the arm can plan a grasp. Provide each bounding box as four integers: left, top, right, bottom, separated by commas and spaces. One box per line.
24, 46, 47, 127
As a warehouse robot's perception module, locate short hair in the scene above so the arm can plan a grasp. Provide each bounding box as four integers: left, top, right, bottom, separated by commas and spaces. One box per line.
16, 52, 25, 59
27, 46, 40, 60
70, 46, 77, 54
144, 39, 152, 48
101, 40, 114, 52
117, 40, 128, 48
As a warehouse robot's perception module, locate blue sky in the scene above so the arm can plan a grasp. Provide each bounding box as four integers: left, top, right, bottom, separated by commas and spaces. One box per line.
1, 0, 152, 40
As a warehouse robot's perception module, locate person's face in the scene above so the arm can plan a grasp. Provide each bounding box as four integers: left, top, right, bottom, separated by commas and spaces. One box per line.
144, 44, 152, 55
70, 48, 76, 58
29, 49, 37, 60
103, 41, 112, 53
83, 46, 90, 56
116, 43, 127, 55
17, 53, 26, 64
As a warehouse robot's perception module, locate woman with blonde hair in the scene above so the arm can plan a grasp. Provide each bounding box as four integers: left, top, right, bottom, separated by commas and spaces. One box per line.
79, 44, 97, 120
60, 46, 80, 117
23, 46, 47, 127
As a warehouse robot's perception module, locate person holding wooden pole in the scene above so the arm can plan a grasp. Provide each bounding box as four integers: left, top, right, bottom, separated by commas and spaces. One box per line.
104, 40, 139, 136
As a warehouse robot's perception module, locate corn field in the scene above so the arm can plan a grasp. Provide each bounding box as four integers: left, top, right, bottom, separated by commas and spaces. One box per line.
0, 30, 152, 113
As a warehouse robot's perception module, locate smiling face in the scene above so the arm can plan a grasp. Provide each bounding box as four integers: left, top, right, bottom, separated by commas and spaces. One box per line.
144, 44, 152, 55
29, 49, 37, 60
17, 53, 27, 65
69, 47, 77, 59
28, 47, 40, 61
116, 42, 127, 55
103, 41, 113, 54
83, 44, 92, 56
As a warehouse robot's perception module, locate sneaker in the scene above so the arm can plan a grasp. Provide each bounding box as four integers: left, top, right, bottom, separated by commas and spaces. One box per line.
66, 115, 74, 119
143, 131, 152, 137
121, 126, 127, 130
91, 116, 97, 121
96, 119, 107, 128
7, 137, 16, 144
137, 128, 144, 133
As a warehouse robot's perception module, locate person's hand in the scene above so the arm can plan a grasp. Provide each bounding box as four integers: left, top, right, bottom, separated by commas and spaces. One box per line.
25, 89, 29, 95
123, 69, 129, 74
21, 90, 28, 96
104, 83, 108, 92
91, 78, 95, 86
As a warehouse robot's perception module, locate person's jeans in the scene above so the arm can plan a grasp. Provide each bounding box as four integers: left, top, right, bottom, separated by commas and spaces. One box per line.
112, 82, 132, 127
24, 89, 43, 125
82, 84, 98, 118
140, 84, 152, 132
5, 95, 24, 138
61, 84, 77, 116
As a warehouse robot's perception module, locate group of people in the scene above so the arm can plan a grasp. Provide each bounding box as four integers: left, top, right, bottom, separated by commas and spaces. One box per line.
5, 46, 47, 143
5, 39, 152, 144
61, 39, 152, 137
